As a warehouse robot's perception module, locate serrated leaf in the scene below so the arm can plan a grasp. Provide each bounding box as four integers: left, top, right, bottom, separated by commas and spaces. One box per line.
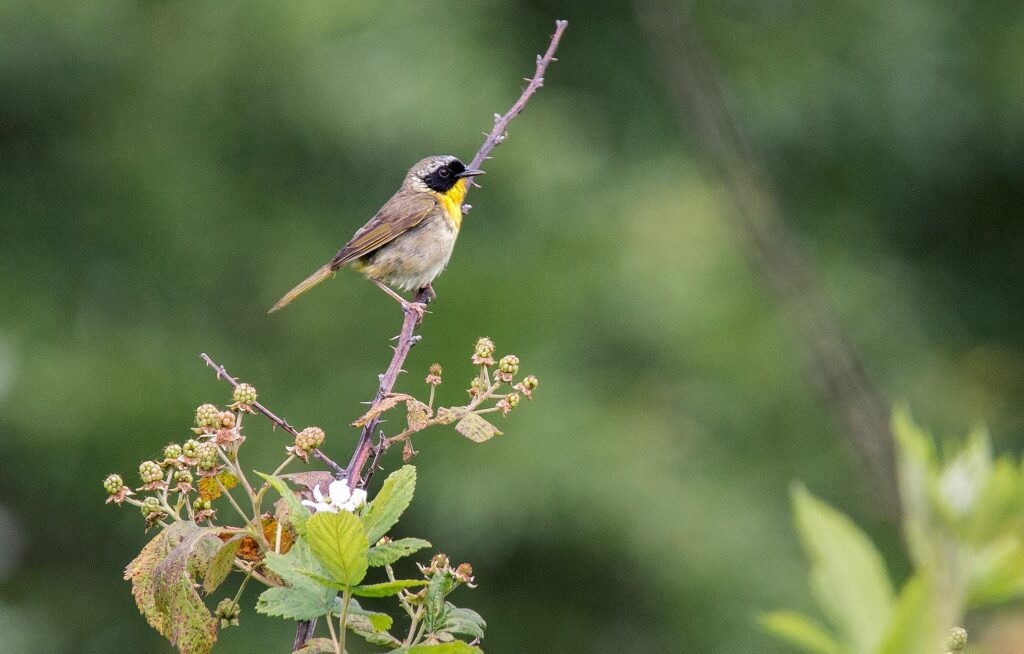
423, 572, 454, 632
876, 573, 939, 654
347, 597, 394, 632
791, 484, 894, 654
255, 471, 311, 535
203, 538, 242, 594
351, 579, 427, 597
349, 617, 403, 647
256, 540, 337, 621
129, 522, 221, 654
389, 642, 483, 653
759, 611, 841, 654
363, 465, 416, 543
293, 638, 336, 654
352, 393, 415, 427
455, 413, 501, 443
443, 604, 486, 640
305, 511, 369, 587
368, 537, 432, 567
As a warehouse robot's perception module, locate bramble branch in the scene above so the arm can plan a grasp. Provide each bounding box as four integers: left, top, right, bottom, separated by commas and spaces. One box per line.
200, 353, 345, 476
343, 19, 568, 490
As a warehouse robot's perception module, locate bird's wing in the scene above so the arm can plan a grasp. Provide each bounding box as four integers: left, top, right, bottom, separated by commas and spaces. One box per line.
329, 192, 437, 270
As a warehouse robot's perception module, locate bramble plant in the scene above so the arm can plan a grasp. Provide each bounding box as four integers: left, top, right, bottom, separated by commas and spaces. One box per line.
107, 338, 539, 654
762, 407, 1024, 654
103, 19, 566, 653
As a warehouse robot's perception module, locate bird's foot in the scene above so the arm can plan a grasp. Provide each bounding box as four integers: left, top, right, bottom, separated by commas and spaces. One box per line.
402, 301, 428, 324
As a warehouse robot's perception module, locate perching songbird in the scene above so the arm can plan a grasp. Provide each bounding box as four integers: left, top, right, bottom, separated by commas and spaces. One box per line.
268, 155, 484, 314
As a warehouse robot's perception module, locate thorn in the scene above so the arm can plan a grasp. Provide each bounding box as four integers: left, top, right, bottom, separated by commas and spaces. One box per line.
494, 113, 501, 121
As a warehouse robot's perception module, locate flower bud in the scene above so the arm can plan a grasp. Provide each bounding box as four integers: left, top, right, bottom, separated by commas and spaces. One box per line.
215, 598, 241, 628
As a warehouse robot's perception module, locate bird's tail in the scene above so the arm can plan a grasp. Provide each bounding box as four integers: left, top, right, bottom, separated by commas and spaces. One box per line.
268, 264, 335, 313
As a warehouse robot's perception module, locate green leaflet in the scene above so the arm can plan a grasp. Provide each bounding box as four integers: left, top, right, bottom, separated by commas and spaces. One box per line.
442, 604, 487, 640
758, 611, 841, 654
791, 484, 894, 654
305, 510, 369, 587
363, 465, 416, 543
203, 538, 241, 594
367, 537, 432, 567
351, 579, 427, 597
292, 638, 336, 654
256, 540, 337, 621
254, 471, 311, 535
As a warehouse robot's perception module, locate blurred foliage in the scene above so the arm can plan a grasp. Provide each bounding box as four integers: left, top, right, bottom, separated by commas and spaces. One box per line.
0, 1, 1022, 652
765, 410, 1024, 654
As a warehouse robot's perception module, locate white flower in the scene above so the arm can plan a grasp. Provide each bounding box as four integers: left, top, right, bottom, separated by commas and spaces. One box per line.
301, 480, 367, 514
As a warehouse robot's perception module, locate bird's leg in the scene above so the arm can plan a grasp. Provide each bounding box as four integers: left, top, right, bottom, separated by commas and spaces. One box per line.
419, 283, 437, 305
372, 279, 427, 322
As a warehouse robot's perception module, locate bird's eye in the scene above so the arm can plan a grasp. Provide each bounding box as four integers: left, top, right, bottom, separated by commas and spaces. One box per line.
438, 168, 451, 178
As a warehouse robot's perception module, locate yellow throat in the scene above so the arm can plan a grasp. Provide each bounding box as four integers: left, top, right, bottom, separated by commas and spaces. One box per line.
433, 179, 468, 231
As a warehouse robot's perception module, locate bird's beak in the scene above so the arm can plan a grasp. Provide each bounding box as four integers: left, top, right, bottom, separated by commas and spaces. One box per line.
455, 168, 485, 179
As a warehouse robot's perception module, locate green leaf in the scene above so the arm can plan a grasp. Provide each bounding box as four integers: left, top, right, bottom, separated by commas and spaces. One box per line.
351, 579, 427, 597
344, 598, 401, 647
203, 538, 241, 594
256, 540, 337, 621
305, 510, 369, 587
892, 406, 939, 569
876, 573, 939, 654
293, 637, 337, 654
759, 611, 841, 654
443, 604, 486, 640
347, 597, 394, 632
388, 643, 483, 654
791, 484, 894, 654
255, 471, 311, 535
423, 572, 455, 632
368, 537, 432, 567
455, 413, 501, 443
363, 465, 417, 543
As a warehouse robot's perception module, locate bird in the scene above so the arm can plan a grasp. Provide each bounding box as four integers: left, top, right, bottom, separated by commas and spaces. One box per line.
268, 155, 484, 315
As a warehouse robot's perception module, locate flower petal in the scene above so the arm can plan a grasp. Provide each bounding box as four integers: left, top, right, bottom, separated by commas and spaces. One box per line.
327, 480, 352, 506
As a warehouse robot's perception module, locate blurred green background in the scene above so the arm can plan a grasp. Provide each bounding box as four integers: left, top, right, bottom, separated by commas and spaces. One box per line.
2, 1, 1023, 651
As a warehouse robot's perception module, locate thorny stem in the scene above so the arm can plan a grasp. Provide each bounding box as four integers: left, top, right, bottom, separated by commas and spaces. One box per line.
292, 19, 567, 649
199, 353, 345, 476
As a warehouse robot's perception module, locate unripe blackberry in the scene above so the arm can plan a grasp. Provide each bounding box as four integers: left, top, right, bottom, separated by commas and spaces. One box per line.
103, 474, 124, 495
522, 375, 538, 390
193, 498, 212, 511
195, 404, 219, 428
141, 496, 162, 516
233, 383, 257, 405
472, 337, 496, 365
498, 355, 519, 376
175, 469, 193, 484
196, 441, 219, 470
454, 563, 474, 583
430, 553, 450, 571
139, 460, 163, 484
475, 338, 495, 359
506, 392, 520, 408
469, 377, 484, 397
429, 363, 443, 376
182, 439, 200, 459
295, 427, 325, 451
217, 411, 236, 430
163, 443, 182, 460
947, 627, 967, 651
